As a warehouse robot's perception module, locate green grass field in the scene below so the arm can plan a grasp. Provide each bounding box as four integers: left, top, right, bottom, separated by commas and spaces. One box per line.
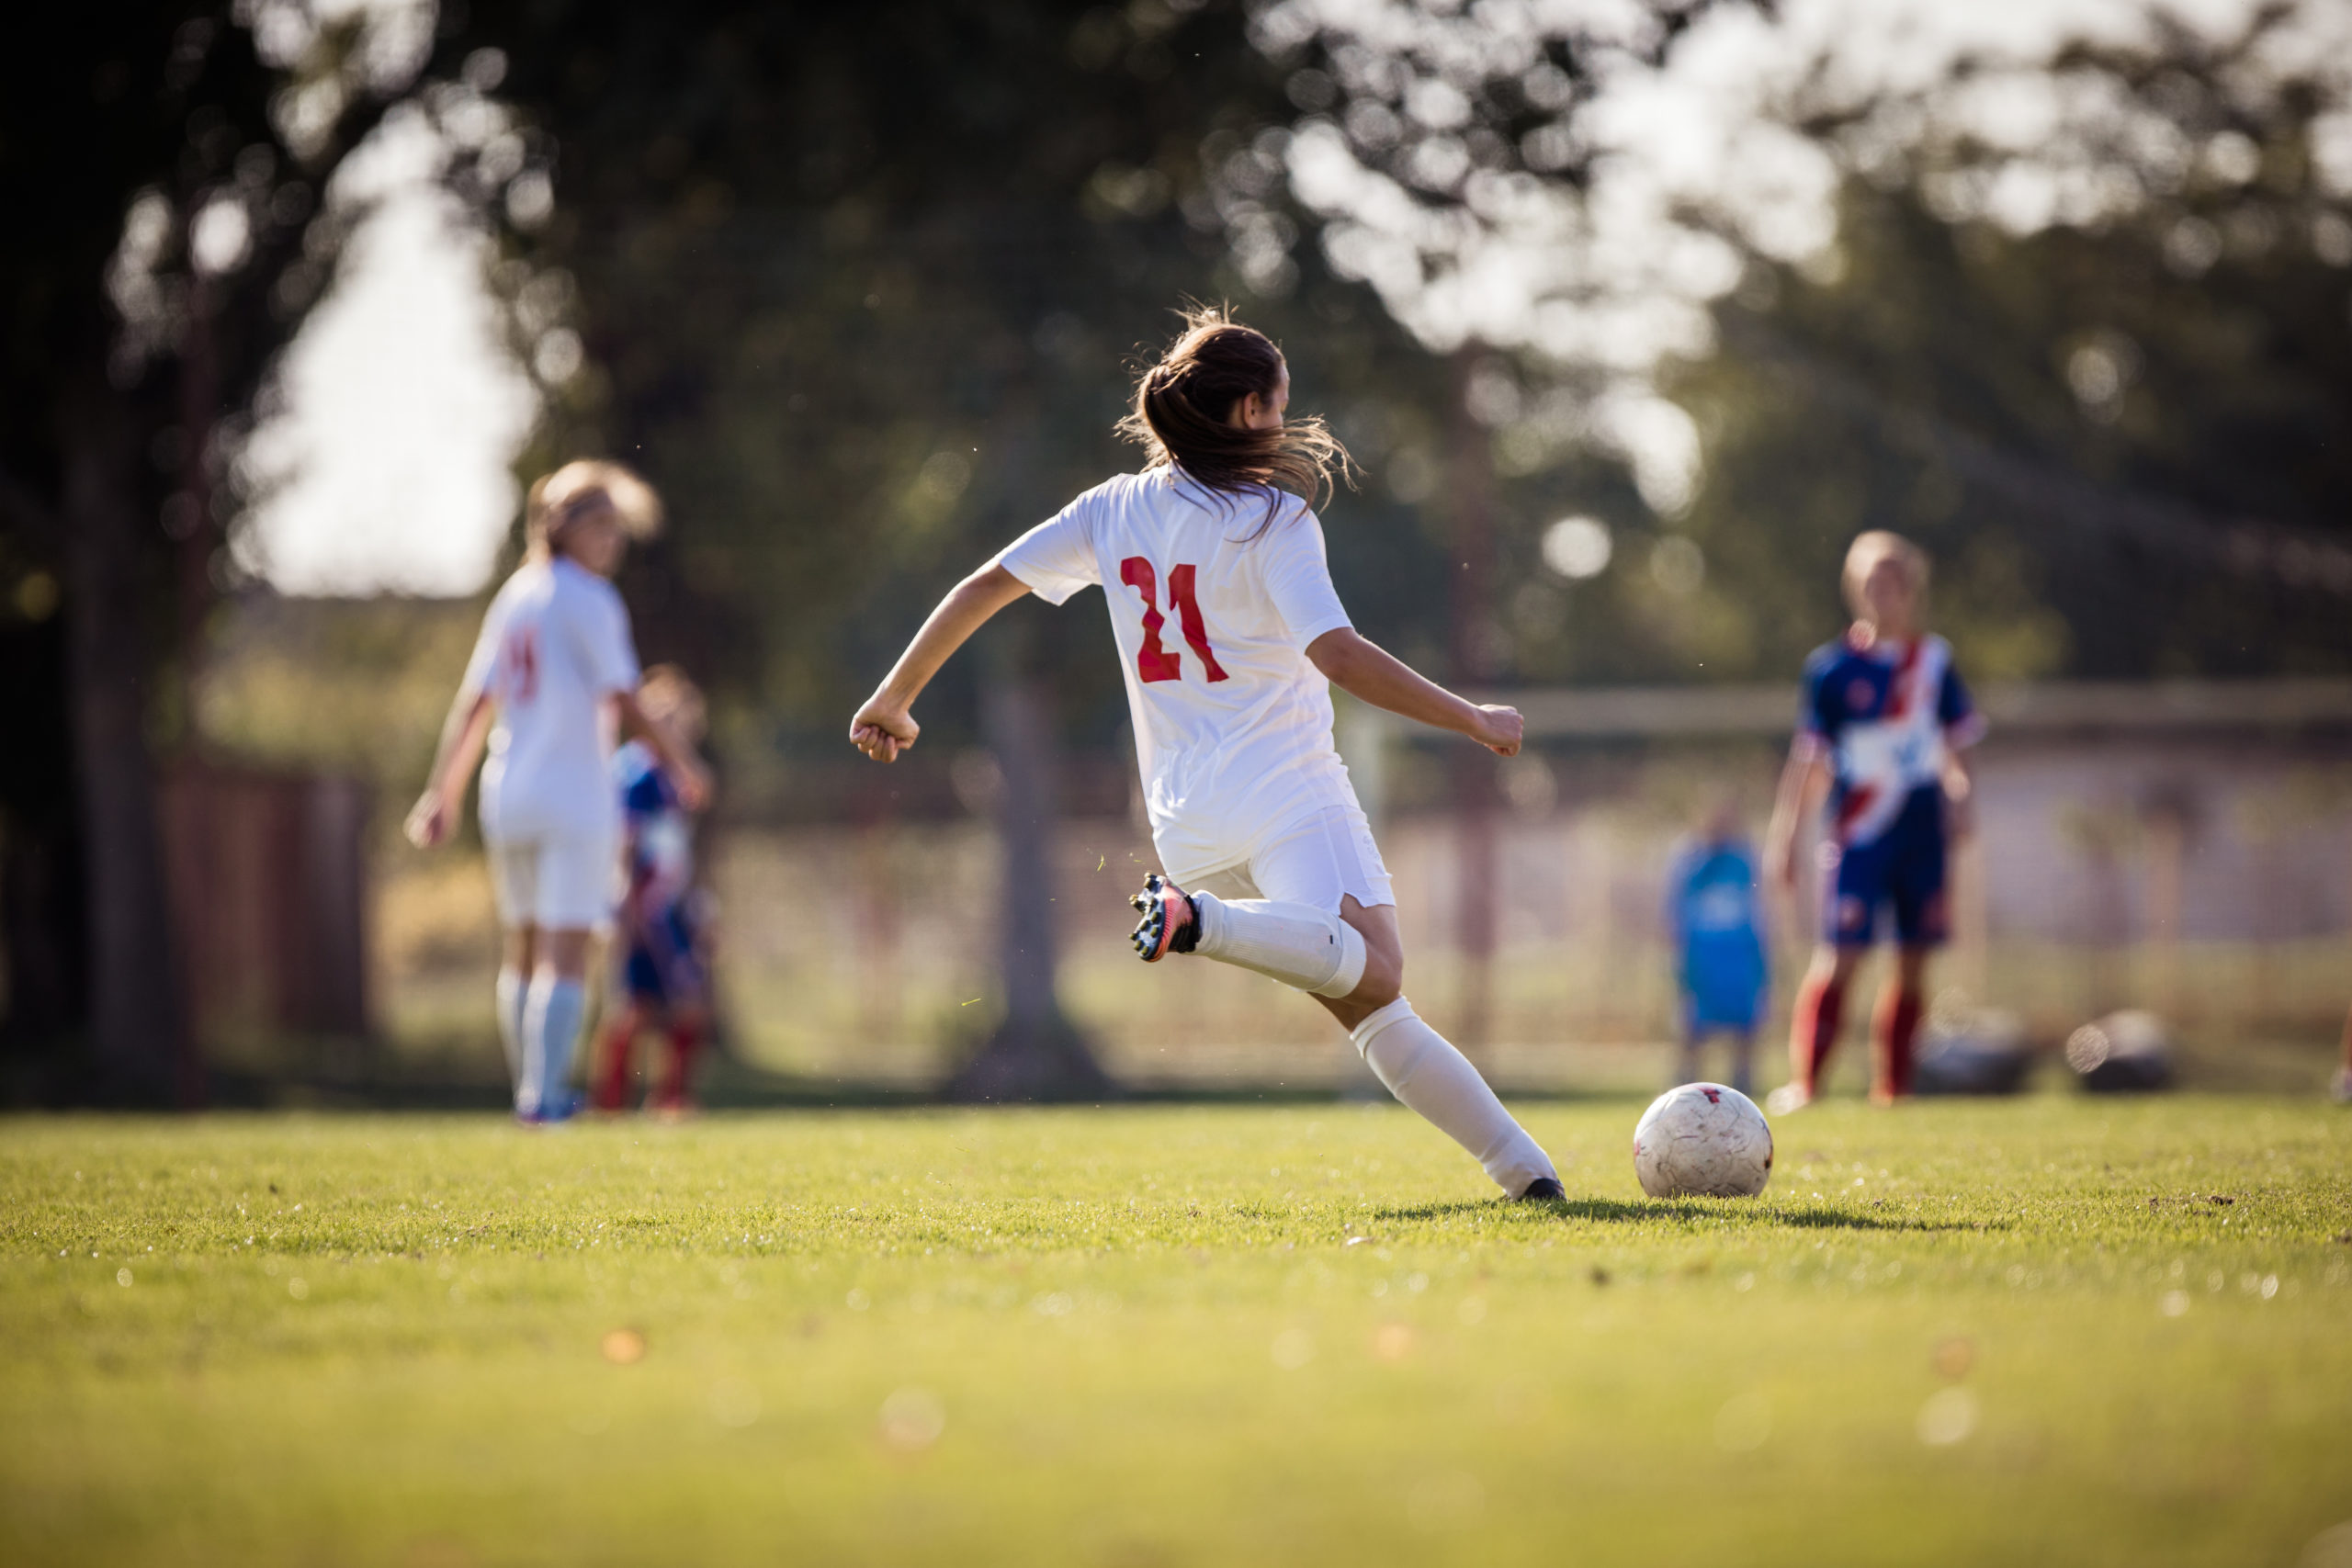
6, 1097, 2349, 1567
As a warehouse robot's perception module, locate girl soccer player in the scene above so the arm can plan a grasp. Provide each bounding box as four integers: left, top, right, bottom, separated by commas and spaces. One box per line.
408, 460, 708, 1123
848, 309, 1563, 1201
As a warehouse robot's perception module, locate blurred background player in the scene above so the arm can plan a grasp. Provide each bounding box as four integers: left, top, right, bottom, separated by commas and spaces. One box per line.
1664, 796, 1768, 1095
2335, 1003, 2351, 1104
594, 666, 714, 1116
847, 308, 1563, 1201
405, 460, 708, 1123
1764, 531, 1980, 1111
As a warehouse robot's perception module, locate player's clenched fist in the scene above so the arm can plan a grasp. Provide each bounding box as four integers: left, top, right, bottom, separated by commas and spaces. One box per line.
849, 696, 919, 763
404, 790, 452, 849
1471, 704, 1523, 758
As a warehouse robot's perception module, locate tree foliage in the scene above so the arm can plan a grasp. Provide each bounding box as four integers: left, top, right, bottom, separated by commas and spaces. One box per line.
1239, 0, 2352, 682
0, 0, 479, 1085
461, 0, 1485, 775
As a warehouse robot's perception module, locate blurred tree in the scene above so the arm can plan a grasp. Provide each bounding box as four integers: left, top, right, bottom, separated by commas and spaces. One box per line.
0, 2, 456, 1100
1236, 0, 2352, 686
454, 0, 1479, 1096
1665, 35, 2352, 682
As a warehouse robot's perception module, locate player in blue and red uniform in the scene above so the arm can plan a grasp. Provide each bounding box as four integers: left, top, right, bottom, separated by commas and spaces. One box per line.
1764, 532, 1983, 1109
594, 667, 714, 1116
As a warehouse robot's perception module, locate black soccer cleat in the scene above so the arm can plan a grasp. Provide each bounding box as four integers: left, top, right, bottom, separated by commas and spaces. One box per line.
1128, 874, 1200, 962
1517, 1177, 1566, 1201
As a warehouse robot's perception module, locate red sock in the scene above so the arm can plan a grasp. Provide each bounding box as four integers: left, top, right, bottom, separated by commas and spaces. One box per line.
1872, 985, 1924, 1101
659, 1021, 702, 1109
1790, 973, 1847, 1097
594, 1019, 637, 1111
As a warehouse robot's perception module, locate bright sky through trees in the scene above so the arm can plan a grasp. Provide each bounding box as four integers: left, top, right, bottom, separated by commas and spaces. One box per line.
235, 105, 536, 596
230, 0, 2352, 597
1253, 0, 2352, 520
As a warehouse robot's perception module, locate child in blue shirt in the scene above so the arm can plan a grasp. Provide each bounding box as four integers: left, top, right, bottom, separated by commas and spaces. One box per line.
1666, 798, 1769, 1094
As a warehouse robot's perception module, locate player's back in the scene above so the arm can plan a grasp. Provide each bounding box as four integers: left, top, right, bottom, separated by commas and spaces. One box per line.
1093, 477, 1342, 726
1048, 472, 1359, 864
471, 558, 640, 840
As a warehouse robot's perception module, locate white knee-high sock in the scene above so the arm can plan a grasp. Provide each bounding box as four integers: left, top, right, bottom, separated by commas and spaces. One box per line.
1350, 998, 1556, 1195
1190, 893, 1367, 998
520, 974, 586, 1115
495, 967, 527, 1100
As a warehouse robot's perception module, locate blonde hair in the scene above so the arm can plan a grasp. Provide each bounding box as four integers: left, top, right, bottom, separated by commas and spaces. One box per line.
526, 459, 664, 554
1842, 530, 1929, 615
639, 664, 706, 735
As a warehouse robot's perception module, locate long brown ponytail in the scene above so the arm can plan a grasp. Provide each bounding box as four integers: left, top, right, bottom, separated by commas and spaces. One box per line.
1115, 305, 1353, 536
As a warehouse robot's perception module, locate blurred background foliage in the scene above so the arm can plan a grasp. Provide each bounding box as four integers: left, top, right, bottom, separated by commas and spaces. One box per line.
6, 0, 2351, 1091
461, 0, 1471, 775
183, 0, 2352, 800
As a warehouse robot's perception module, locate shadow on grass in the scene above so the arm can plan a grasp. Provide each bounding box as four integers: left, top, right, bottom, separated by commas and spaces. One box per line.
1372, 1195, 1993, 1234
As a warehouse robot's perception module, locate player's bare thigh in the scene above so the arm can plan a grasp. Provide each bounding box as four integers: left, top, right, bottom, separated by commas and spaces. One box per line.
504, 922, 593, 980
1313, 897, 1404, 1032
1803, 941, 1930, 997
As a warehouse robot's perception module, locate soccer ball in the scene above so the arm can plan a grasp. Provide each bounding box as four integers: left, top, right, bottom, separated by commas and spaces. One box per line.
1632, 1083, 1773, 1198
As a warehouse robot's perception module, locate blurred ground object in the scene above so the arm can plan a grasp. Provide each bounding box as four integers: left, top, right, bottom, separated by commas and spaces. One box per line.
1915, 1006, 2033, 1098
2069, 1009, 2177, 1094
3, 1099, 2347, 1566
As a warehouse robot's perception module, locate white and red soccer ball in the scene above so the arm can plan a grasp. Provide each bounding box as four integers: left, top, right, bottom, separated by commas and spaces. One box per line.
1633, 1083, 1774, 1198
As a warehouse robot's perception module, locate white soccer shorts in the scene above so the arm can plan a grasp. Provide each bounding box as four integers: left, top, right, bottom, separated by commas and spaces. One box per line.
1182, 803, 1395, 914
486, 833, 615, 931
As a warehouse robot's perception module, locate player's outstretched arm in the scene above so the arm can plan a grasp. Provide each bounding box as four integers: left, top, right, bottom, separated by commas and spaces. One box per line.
404, 689, 495, 849
851, 563, 1033, 763
1305, 628, 1521, 757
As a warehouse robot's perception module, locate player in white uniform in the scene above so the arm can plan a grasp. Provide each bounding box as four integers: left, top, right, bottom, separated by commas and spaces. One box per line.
849, 310, 1562, 1200
407, 460, 709, 1122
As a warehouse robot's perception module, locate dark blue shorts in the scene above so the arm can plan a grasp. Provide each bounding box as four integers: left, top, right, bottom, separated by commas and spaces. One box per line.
1821, 788, 1949, 948
620, 903, 707, 1010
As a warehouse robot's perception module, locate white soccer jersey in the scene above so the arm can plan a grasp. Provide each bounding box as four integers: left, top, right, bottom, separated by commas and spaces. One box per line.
459, 557, 642, 841
994, 468, 1361, 879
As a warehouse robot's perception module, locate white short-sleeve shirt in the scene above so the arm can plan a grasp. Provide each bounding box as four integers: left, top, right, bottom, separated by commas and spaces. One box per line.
993, 468, 1360, 879
460, 557, 642, 842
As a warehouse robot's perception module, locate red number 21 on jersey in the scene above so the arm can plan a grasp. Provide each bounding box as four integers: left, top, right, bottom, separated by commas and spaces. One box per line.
1118, 557, 1228, 684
